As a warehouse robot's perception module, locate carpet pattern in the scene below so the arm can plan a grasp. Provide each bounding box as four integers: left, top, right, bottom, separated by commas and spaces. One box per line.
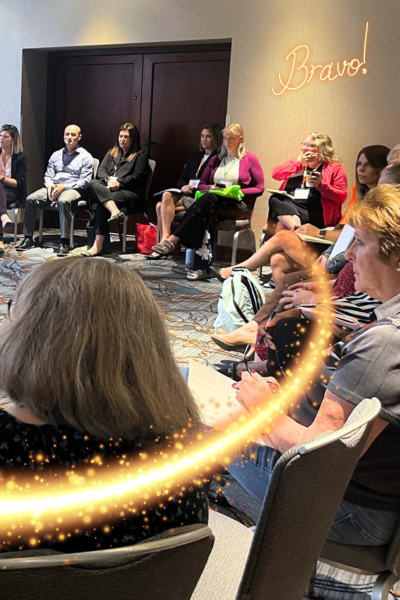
0, 231, 398, 599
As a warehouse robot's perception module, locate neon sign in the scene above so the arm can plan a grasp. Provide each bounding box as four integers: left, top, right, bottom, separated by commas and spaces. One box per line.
272, 22, 369, 95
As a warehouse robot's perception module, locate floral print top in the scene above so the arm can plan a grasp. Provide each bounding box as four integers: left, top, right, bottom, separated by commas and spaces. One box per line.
0, 409, 208, 553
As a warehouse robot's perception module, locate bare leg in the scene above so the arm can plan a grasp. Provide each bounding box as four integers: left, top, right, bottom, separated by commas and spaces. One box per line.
160, 192, 180, 240
277, 214, 301, 231
219, 230, 309, 279
86, 234, 105, 255
270, 252, 297, 283
211, 319, 258, 350
103, 200, 120, 217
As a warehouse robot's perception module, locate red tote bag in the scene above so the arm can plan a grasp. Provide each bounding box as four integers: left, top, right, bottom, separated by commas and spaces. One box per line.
135, 223, 158, 255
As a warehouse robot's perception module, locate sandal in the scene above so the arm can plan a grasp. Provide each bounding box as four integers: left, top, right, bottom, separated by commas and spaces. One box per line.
107, 211, 125, 223
151, 239, 175, 256
186, 269, 211, 281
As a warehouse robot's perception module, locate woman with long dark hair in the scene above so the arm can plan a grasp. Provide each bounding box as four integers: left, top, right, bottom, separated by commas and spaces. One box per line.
81, 122, 149, 256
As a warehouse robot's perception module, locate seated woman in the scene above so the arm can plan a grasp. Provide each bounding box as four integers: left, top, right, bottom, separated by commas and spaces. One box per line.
150, 123, 264, 274
226, 185, 400, 545
80, 122, 149, 256
0, 258, 208, 552
216, 144, 390, 283
268, 132, 347, 233
147, 123, 222, 260
0, 124, 27, 252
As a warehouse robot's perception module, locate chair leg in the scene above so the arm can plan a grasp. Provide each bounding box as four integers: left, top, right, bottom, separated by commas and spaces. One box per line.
38, 209, 44, 244
14, 213, 18, 244
371, 571, 399, 600
122, 216, 128, 254
70, 214, 75, 249
258, 232, 267, 277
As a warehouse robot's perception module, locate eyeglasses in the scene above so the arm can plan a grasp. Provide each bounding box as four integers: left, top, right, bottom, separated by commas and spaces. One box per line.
301, 142, 317, 149
5, 299, 14, 318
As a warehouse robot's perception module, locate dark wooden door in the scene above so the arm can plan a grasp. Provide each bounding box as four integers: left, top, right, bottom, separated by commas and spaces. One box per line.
47, 54, 143, 163
140, 51, 230, 199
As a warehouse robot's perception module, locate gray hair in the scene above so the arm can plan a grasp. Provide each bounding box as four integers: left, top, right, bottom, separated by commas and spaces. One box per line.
0, 258, 201, 441
387, 144, 400, 166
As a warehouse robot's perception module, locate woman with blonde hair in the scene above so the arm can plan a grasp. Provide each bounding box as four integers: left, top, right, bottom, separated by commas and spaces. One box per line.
0, 258, 207, 552
0, 124, 27, 251
150, 123, 264, 276
267, 132, 347, 233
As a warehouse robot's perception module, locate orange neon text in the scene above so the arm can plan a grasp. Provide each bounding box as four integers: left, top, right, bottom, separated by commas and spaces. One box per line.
272, 22, 369, 96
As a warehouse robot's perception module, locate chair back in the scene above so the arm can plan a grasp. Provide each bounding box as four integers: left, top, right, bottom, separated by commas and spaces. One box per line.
145, 159, 156, 203
0, 523, 213, 600
236, 397, 381, 600
92, 157, 100, 179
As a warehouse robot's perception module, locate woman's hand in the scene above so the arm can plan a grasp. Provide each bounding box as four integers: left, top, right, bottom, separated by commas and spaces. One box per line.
279, 288, 315, 310
296, 223, 321, 237
107, 179, 120, 191
308, 171, 322, 187
181, 184, 193, 194
298, 151, 318, 166
237, 372, 279, 412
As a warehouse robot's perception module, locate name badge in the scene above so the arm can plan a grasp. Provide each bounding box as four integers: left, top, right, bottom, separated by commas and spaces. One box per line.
220, 179, 233, 187
189, 179, 200, 188
294, 188, 310, 200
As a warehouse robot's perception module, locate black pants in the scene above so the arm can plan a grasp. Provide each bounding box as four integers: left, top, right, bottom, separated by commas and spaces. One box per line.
174, 192, 250, 250
89, 180, 144, 237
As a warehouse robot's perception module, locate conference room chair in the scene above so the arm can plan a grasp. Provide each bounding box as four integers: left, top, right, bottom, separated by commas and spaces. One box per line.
0, 523, 214, 600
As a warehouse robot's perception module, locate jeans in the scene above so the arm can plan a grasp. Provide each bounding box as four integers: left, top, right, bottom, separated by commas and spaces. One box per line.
226, 442, 400, 546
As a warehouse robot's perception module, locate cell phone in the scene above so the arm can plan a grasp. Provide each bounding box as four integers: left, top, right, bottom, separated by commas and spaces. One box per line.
215, 183, 226, 188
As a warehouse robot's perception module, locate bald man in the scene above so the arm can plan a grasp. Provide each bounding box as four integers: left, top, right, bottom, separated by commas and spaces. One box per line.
17, 124, 93, 254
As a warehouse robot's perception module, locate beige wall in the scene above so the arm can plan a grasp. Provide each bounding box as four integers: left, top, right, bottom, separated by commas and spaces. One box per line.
3, 0, 400, 234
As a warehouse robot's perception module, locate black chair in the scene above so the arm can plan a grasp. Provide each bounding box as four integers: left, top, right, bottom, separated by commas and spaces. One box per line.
0, 523, 214, 600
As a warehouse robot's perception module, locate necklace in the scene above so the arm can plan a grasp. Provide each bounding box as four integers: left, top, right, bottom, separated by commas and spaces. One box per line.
1, 153, 11, 177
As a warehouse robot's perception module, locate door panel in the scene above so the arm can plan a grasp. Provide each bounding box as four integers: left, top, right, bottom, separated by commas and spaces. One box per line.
140, 51, 230, 198
48, 55, 143, 162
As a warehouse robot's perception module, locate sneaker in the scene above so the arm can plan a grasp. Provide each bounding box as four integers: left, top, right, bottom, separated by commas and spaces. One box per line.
57, 242, 70, 256
16, 237, 35, 251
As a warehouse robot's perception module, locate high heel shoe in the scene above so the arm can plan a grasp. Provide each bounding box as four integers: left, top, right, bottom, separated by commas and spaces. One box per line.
107, 211, 125, 223
211, 332, 255, 357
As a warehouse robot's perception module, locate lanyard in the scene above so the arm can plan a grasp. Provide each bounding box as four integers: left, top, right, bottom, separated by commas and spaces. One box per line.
223, 157, 238, 178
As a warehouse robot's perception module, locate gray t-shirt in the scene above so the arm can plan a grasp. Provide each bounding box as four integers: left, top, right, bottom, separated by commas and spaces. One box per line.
291, 292, 400, 511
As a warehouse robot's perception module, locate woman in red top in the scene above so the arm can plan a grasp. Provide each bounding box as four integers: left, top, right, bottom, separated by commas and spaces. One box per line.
268, 132, 347, 232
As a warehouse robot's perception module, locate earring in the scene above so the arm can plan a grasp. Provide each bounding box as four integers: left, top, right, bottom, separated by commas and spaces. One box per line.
396, 268, 400, 272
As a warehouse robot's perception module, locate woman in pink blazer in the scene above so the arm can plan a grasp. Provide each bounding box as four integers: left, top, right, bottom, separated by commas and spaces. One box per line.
150, 123, 264, 278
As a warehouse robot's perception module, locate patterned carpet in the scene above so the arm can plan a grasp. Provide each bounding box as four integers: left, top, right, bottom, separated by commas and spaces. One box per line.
0, 229, 397, 599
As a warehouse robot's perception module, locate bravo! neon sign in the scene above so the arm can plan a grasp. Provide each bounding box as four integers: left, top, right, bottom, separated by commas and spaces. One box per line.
273, 22, 369, 96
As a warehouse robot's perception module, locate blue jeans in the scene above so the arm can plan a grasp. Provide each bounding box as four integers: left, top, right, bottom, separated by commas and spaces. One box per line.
226, 442, 400, 546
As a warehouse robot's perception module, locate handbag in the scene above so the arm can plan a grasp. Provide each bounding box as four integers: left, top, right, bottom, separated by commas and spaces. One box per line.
135, 223, 158, 255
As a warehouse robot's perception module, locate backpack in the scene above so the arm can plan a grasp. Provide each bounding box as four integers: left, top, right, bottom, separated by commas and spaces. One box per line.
213, 268, 265, 333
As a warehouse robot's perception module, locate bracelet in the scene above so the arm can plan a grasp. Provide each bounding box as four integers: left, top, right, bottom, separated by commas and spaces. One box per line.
319, 228, 327, 238
1, 176, 5, 184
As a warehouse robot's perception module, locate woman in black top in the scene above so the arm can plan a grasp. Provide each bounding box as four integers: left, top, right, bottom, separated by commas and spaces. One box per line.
0, 258, 208, 553
146, 123, 222, 260
81, 122, 149, 256
0, 124, 27, 252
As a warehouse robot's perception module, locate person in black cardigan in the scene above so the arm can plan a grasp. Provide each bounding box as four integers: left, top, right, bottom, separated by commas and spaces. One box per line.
146, 123, 222, 261
0, 124, 27, 252
80, 123, 149, 256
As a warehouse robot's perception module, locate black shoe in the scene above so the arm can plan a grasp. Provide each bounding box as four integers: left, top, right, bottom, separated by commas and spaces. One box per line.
16, 237, 35, 251
57, 242, 70, 256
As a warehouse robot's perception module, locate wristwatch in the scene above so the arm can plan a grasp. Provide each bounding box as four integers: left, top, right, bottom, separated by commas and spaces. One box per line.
1, 176, 5, 184
319, 229, 327, 238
